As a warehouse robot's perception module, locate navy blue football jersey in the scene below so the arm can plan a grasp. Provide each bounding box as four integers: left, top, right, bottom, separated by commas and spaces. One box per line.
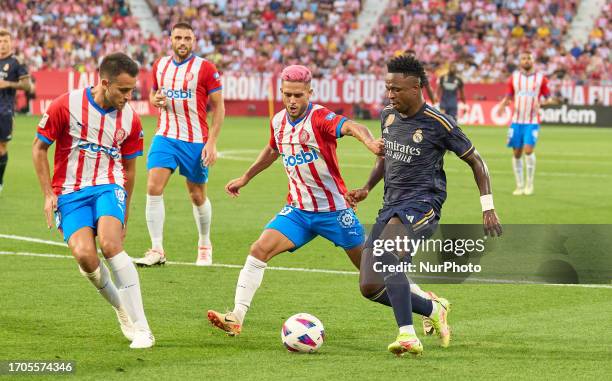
380, 103, 475, 214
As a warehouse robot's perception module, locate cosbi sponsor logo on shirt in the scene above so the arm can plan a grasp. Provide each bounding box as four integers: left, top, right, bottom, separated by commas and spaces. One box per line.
282, 150, 319, 167
78, 140, 120, 159
161, 87, 193, 100
517, 90, 538, 97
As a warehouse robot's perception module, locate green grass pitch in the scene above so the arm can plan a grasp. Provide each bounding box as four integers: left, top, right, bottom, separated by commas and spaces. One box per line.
1, 115, 610, 380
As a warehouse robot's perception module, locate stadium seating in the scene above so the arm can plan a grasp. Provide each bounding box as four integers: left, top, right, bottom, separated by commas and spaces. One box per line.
1, 0, 608, 85
149, 0, 363, 77
0, 0, 162, 71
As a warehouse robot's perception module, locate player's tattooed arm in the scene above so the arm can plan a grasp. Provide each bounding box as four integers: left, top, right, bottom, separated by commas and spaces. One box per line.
340, 120, 384, 156
203, 90, 225, 166
345, 156, 384, 208
225, 145, 279, 198
461, 150, 503, 237
32, 138, 57, 229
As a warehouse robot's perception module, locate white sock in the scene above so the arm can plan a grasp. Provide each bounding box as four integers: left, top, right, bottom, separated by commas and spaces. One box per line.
79, 263, 121, 309
146, 194, 165, 251
192, 198, 212, 246
525, 153, 536, 187
399, 325, 416, 335
233, 255, 267, 323
512, 157, 524, 189
107, 251, 150, 330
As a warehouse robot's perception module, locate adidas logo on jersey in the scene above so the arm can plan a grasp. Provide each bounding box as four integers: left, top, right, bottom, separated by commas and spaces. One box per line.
161, 87, 193, 100
282, 150, 319, 167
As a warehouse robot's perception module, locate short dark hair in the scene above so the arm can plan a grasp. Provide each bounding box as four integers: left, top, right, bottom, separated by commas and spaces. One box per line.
172, 22, 193, 32
0, 29, 11, 39
387, 55, 426, 87
99, 52, 139, 80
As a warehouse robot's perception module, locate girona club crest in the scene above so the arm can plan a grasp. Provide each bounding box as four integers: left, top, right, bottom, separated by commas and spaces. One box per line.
114, 128, 126, 143
298, 129, 310, 145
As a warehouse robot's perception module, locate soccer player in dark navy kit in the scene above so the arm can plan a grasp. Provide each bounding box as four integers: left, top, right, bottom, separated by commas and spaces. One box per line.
346, 55, 502, 357
0, 29, 31, 194
437, 62, 465, 120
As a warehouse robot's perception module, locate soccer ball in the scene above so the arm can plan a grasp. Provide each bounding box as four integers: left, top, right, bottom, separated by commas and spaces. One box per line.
281, 313, 325, 353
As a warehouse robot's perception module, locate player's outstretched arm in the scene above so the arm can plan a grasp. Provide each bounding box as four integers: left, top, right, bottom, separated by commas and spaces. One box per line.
461, 150, 503, 237
345, 156, 385, 208
32, 138, 56, 229
340, 120, 384, 156
225, 145, 279, 198
202, 91, 225, 167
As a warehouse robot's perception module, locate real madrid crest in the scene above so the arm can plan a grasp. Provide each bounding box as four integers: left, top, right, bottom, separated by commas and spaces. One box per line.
413, 129, 423, 143
2, 63, 8, 72
384, 114, 395, 127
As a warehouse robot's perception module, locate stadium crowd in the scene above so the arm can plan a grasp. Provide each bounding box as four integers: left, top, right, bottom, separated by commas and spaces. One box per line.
0, 0, 162, 72
0, 0, 609, 84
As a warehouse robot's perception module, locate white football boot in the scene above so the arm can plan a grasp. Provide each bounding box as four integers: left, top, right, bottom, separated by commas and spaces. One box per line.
196, 245, 212, 266
133, 249, 166, 267
130, 328, 155, 349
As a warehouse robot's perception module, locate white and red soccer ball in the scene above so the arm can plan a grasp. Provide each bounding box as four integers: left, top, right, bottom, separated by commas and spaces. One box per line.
281, 313, 325, 353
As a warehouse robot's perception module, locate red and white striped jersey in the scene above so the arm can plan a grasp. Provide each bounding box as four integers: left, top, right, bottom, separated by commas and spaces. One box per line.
152, 55, 222, 143
36, 87, 144, 196
269, 103, 349, 212
507, 71, 550, 124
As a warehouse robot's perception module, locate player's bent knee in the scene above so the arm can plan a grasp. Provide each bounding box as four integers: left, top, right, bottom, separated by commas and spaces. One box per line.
70, 244, 98, 271
98, 237, 123, 257
249, 240, 274, 262
188, 190, 204, 206
359, 282, 379, 299
147, 182, 164, 196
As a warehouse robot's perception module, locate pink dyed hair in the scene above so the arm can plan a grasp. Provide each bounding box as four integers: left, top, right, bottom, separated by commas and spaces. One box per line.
280, 65, 312, 84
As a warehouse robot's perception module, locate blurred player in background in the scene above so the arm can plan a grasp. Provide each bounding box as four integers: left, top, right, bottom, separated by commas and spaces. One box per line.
134, 22, 225, 267
437, 62, 465, 120
497, 51, 550, 196
32, 53, 154, 349
206, 65, 384, 336
346, 55, 502, 356
0, 29, 31, 195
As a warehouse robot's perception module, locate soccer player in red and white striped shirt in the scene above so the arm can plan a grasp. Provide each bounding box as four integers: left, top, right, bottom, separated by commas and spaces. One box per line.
498, 51, 550, 195
135, 22, 225, 267
32, 53, 154, 349
206, 65, 385, 336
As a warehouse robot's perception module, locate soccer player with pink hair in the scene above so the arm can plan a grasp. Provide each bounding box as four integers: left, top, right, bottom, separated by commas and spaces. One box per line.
206, 65, 384, 335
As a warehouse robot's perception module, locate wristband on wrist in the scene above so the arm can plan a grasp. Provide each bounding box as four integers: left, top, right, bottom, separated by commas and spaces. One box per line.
480, 194, 494, 212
